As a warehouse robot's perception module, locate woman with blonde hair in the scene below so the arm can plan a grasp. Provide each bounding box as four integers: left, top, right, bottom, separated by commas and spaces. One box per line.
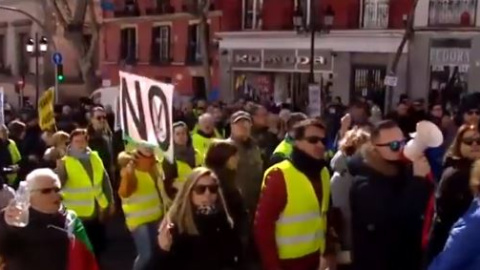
330, 127, 370, 268
43, 131, 70, 168
428, 160, 480, 270
156, 167, 242, 270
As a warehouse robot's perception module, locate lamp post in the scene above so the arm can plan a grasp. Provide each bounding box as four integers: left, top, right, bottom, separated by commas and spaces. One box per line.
293, 3, 334, 113
26, 33, 48, 108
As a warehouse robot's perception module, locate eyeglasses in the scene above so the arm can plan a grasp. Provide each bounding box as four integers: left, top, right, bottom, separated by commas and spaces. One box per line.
467, 110, 480, 116
375, 140, 406, 152
462, 137, 480, 146
304, 136, 327, 146
95, 115, 106, 120
193, 184, 219, 195
33, 187, 61, 195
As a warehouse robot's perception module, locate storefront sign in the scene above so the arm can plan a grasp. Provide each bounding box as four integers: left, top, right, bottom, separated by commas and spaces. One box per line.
231, 49, 332, 71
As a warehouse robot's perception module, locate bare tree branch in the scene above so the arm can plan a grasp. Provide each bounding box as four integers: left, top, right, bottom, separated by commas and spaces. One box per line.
72, 0, 88, 25
51, 0, 69, 27
85, 0, 99, 62
58, 0, 73, 21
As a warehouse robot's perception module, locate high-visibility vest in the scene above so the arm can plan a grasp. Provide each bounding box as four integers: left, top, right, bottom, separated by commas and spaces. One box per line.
6, 139, 21, 185
192, 133, 217, 158
121, 169, 163, 231
62, 152, 109, 218
262, 160, 330, 259
272, 139, 293, 157
176, 149, 203, 185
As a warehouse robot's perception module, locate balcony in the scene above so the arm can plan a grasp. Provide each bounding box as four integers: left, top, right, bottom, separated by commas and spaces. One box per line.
114, 0, 140, 17
181, 2, 216, 13
428, 0, 477, 26
146, 3, 175, 15
361, 0, 390, 29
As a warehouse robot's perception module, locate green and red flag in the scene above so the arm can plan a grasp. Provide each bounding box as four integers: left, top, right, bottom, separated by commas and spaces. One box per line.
65, 211, 99, 270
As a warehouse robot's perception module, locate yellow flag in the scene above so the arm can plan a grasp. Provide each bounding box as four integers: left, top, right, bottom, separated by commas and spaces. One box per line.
38, 87, 55, 131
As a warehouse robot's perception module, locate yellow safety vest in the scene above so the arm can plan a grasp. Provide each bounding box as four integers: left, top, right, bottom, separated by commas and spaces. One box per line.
262, 160, 330, 259
273, 139, 293, 157
62, 152, 109, 218
192, 133, 217, 159
6, 139, 21, 185
121, 169, 163, 231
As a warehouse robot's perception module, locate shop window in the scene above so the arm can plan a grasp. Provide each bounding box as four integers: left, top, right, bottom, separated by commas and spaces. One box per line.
120, 27, 137, 64
351, 65, 386, 111
428, 0, 477, 26
151, 25, 171, 64
429, 39, 471, 109
361, 0, 390, 29
242, 0, 263, 30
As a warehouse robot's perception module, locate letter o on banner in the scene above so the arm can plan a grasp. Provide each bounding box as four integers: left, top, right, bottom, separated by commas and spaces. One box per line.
148, 85, 171, 152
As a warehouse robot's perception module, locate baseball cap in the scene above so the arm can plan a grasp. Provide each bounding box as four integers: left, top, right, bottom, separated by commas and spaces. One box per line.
230, 111, 251, 124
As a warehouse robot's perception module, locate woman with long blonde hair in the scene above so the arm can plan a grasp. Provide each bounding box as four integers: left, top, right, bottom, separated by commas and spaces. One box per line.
156, 167, 242, 270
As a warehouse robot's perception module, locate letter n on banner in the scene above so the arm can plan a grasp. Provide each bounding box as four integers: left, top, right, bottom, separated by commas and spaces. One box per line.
119, 71, 174, 162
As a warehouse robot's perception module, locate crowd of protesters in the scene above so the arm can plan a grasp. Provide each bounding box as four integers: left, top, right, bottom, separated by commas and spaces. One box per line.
0, 92, 479, 270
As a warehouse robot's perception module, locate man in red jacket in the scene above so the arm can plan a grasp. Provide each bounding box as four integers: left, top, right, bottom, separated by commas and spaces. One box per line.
255, 119, 337, 270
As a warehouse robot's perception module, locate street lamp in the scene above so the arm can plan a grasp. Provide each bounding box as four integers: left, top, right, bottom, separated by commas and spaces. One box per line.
25, 33, 48, 109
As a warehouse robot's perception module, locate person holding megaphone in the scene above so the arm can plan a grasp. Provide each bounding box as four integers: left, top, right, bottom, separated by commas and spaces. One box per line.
349, 120, 434, 270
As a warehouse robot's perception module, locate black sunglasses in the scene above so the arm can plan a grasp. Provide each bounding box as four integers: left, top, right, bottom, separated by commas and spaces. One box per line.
34, 187, 61, 195
304, 136, 327, 146
467, 110, 480, 116
193, 184, 219, 195
462, 137, 480, 146
375, 140, 406, 152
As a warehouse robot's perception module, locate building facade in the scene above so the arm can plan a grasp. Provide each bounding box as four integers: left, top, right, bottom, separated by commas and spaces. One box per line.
0, 0, 102, 106
100, 0, 235, 98
217, 0, 414, 110
410, 0, 480, 109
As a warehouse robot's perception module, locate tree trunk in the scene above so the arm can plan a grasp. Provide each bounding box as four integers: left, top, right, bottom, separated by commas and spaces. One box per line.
385, 0, 420, 110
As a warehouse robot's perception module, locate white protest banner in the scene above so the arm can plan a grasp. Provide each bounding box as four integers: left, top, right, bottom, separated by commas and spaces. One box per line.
119, 71, 174, 162
0, 88, 4, 125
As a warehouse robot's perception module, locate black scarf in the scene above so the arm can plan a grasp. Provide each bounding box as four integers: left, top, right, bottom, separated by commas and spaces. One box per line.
290, 146, 326, 180
174, 144, 196, 168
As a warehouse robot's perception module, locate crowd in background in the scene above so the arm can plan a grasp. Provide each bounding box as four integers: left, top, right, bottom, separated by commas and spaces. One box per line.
0, 92, 479, 270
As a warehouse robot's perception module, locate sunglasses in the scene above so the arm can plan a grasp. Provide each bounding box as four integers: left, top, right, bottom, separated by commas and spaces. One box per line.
34, 187, 61, 195
375, 140, 406, 152
193, 184, 219, 195
304, 136, 327, 146
467, 110, 480, 116
462, 137, 480, 146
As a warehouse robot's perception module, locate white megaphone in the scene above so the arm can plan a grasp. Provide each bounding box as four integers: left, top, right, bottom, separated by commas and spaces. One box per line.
403, 121, 444, 161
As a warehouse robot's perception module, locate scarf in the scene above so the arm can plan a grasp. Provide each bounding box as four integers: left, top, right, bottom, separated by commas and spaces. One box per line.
174, 144, 196, 168
195, 204, 218, 216
290, 146, 326, 180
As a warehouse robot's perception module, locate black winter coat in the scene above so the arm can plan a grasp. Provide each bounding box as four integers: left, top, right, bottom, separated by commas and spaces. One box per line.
425, 158, 473, 264
155, 212, 243, 270
348, 150, 433, 270
0, 209, 70, 270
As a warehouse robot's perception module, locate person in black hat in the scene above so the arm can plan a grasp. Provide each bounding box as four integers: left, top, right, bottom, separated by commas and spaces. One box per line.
455, 92, 480, 127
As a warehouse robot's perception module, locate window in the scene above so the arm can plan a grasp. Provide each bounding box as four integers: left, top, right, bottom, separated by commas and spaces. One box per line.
297, 0, 311, 28
120, 27, 137, 64
429, 0, 477, 26
151, 25, 171, 63
361, 0, 389, 29
186, 23, 210, 64
16, 32, 29, 75
242, 0, 263, 29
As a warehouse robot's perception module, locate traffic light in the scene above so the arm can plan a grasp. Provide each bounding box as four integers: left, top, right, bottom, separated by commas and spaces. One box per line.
56, 64, 64, 83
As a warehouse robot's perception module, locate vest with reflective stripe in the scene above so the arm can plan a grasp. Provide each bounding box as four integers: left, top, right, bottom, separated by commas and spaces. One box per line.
6, 139, 21, 185
263, 160, 330, 259
62, 152, 109, 218
192, 133, 216, 159
176, 149, 203, 185
273, 139, 293, 157
121, 170, 163, 230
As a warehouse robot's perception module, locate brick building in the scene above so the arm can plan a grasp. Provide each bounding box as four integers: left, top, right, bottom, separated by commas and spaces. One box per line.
217, 0, 415, 109
100, 0, 236, 98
